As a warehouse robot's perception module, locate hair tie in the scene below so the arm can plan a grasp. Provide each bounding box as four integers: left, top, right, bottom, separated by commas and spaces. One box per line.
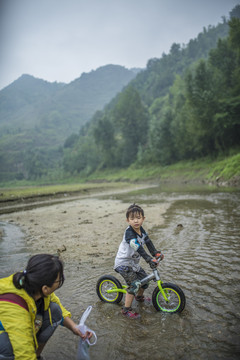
19, 270, 27, 287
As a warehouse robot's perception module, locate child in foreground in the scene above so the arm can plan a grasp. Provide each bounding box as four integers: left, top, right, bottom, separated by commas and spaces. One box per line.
114, 204, 164, 319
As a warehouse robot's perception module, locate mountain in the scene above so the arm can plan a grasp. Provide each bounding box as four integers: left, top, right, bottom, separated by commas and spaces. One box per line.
0, 75, 64, 131
0, 65, 138, 134
0, 65, 138, 181
1, 5, 238, 183
63, 16, 239, 174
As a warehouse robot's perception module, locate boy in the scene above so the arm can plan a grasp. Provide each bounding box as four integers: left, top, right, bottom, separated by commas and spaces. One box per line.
114, 204, 164, 319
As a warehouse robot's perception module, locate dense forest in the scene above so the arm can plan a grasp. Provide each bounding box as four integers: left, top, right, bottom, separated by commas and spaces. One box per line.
0, 6, 239, 183
63, 6, 240, 176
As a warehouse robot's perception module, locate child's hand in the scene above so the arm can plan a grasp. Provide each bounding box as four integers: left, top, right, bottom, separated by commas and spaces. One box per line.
155, 252, 164, 261
149, 258, 158, 269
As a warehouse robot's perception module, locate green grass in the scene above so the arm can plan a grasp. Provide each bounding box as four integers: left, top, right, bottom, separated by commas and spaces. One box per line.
86, 153, 240, 184
0, 182, 129, 201
206, 153, 240, 180
0, 153, 239, 200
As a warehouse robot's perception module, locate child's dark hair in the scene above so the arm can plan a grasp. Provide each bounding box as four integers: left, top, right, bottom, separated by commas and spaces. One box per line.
126, 204, 144, 219
13, 254, 64, 297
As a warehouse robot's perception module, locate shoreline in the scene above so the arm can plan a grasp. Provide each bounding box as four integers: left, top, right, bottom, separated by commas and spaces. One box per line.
0, 183, 157, 215
0, 184, 170, 263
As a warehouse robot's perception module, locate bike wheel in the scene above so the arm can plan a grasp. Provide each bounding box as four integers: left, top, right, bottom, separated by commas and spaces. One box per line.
96, 275, 123, 303
152, 282, 185, 313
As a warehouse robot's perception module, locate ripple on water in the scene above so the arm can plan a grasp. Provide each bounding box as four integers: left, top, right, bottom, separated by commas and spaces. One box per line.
2, 189, 240, 360
0, 221, 29, 277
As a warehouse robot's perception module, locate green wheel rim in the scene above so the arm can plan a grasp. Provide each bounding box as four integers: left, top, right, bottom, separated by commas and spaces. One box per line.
156, 287, 181, 312
99, 279, 119, 302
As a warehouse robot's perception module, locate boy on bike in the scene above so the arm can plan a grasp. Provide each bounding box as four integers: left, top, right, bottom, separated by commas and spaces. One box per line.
114, 204, 164, 319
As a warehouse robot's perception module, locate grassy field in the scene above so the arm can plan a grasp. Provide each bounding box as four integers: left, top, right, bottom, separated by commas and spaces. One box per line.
0, 182, 131, 202
86, 153, 240, 184
0, 153, 239, 200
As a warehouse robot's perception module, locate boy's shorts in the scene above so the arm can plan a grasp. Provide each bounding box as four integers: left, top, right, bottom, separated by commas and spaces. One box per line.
115, 265, 148, 289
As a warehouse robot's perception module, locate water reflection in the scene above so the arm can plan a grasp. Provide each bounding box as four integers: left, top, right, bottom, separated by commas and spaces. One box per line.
49, 187, 240, 360
1, 186, 240, 360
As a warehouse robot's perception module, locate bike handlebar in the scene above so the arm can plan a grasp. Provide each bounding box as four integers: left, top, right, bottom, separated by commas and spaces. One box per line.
149, 255, 163, 269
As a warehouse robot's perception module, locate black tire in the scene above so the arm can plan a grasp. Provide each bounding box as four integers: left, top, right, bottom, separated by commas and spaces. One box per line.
96, 275, 123, 304
152, 282, 186, 313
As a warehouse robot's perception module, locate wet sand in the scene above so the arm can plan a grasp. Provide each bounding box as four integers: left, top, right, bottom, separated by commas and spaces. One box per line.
0, 185, 170, 264
1, 186, 240, 360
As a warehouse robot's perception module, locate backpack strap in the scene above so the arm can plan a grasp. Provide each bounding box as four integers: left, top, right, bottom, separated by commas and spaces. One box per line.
0, 293, 28, 311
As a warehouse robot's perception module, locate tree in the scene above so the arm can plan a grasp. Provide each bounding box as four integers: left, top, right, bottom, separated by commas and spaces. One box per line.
113, 86, 149, 167
63, 134, 100, 175
229, 17, 240, 48
64, 134, 79, 148
184, 60, 219, 156
93, 115, 116, 167
229, 4, 240, 20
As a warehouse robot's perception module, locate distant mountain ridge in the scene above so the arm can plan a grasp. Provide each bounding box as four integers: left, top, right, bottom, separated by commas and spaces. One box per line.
0, 5, 236, 182
0, 65, 139, 181
0, 65, 139, 134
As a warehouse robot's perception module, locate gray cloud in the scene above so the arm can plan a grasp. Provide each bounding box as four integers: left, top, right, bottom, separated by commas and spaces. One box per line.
0, 0, 238, 89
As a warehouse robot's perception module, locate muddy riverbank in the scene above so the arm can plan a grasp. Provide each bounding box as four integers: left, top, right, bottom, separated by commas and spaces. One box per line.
0, 184, 169, 264
1, 184, 240, 360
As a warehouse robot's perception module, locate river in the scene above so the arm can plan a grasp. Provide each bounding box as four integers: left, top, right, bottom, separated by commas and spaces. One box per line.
0, 185, 240, 360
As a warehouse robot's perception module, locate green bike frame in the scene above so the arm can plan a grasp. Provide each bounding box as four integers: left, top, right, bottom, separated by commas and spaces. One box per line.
106, 269, 169, 302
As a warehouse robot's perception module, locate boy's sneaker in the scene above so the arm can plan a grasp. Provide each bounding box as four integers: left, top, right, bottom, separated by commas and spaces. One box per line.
121, 308, 140, 319
135, 295, 152, 303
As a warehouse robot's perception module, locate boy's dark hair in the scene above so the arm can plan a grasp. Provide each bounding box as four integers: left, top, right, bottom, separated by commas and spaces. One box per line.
13, 254, 64, 297
126, 204, 144, 219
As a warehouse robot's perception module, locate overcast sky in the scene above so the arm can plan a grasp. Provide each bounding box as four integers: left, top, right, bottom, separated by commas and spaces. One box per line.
0, 0, 239, 90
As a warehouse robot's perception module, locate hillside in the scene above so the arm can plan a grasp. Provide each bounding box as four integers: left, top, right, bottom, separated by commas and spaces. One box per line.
0, 65, 138, 134
63, 16, 237, 175
0, 65, 138, 181
0, 75, 64, 130
1, 6, 239, 184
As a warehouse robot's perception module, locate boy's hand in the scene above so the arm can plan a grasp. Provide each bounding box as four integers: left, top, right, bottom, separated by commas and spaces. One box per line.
149, 258, 158, 269
155, 252, 164, 261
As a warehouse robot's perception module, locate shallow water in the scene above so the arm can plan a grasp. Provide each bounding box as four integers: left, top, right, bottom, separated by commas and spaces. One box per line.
1, 185, 240, 359
0, 221, 29, 277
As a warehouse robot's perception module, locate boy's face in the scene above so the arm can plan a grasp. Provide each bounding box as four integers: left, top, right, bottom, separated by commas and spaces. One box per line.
127, 211, 145, 232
